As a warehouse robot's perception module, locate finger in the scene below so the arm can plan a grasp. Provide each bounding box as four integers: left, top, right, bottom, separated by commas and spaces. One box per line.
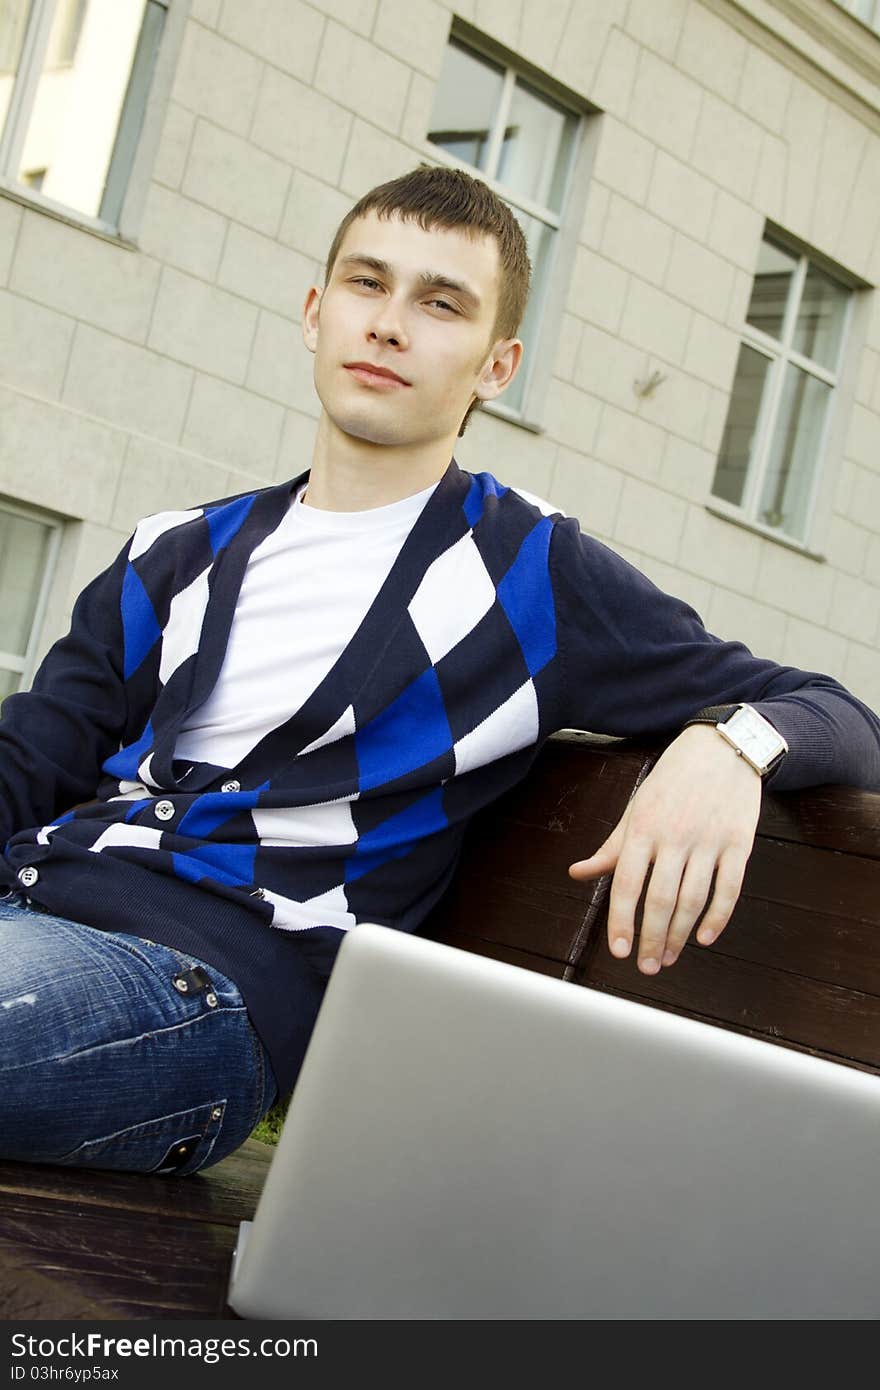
568, 816, 627, 879
659, 853, 717, 967
637, 852, 686, 975
605, 837, 653, 962
695, 846, 749, 946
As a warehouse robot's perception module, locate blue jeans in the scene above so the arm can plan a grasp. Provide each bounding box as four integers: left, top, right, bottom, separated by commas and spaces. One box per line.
0, 891, 277, 1177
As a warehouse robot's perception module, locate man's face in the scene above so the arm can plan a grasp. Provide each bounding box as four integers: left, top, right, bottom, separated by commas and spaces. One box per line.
302, 211, 521, 448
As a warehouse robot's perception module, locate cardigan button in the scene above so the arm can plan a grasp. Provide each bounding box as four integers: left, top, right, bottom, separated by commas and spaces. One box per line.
18, 867, 39, 889
154, 800, 175, 822
221, 779, 240, 793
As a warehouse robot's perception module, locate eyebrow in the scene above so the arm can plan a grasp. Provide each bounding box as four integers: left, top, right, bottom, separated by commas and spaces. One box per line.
337, 253, 482, 310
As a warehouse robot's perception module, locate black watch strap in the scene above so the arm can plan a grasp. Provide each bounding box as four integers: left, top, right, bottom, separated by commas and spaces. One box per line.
683, 705, 740, 728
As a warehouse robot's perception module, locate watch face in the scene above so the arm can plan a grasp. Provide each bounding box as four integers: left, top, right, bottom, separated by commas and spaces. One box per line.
726, 706, 786, 765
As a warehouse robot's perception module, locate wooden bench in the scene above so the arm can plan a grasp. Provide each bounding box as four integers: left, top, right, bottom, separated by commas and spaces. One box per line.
1, 732, 878, 1318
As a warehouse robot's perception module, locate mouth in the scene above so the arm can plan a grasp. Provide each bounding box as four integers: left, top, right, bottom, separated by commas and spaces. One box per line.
343, 362, 411, 389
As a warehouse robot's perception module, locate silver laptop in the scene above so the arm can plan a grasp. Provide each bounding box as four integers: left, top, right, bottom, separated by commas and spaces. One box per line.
227, 924, 880, 1320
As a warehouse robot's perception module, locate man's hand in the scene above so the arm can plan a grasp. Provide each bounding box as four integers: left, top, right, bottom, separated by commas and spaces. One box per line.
568, 725, 762, 974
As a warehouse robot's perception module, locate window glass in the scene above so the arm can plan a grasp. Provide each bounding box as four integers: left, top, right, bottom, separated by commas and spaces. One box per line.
501, 208, 552, 414
428, 40, 504, 173
757, 366, 830, 537
0, 0, 32, 134
713, 344, 772, 508
792, 264, 848, 371
496, 79, 574, 213
16, 0, 147, 218
0, 508, 54, 657
745, 239, 797, 342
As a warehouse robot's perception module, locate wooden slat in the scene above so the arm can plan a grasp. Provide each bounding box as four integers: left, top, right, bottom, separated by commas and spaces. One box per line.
757, 784, 880, 859
0, 1193, 239, 1319
579, 940, 880, 1070
430, 932, 570, 977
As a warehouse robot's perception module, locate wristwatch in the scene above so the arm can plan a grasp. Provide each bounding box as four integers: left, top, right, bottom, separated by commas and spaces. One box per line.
683, 704, 788, 777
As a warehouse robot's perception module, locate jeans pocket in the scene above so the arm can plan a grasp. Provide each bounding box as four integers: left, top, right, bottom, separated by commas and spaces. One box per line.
57, 1098, 227, 1177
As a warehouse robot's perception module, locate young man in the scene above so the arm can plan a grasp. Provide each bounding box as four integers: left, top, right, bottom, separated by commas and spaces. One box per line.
1, 166, 878, 1177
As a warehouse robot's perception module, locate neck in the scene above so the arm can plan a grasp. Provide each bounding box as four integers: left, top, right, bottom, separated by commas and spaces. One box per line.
303, 412, 457, 511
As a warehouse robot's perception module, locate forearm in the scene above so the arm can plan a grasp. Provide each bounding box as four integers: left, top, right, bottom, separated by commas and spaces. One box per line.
750, 682, 880, 792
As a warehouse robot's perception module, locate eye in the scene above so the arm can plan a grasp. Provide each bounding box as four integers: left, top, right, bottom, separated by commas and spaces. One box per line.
427, 298, 459, 314
352, 277, 382, 290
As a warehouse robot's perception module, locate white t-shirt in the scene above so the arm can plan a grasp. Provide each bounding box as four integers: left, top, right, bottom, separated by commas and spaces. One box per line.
174, 479, 438, 768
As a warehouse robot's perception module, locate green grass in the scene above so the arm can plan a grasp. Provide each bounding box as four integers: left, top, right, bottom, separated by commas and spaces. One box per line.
250, 1094, 290, 1146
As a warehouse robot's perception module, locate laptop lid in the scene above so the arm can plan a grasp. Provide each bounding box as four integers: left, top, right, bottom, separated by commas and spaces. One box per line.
228, 924, 880, 1320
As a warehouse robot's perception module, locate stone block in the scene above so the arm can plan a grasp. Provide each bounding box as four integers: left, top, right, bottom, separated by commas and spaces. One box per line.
0, 387, 125, 524
553, 313, 583, 383
149, 266, 258, 383
217, 0, 325, 83
864, 532, 880, 587
569, 246, 629, 334
783, 617, 848, 683
666, 232, 735, 321
280, 171, 353, 266
111, 436, 229, 532
305, 0, 377, 35
628, 50, 701, 162
171, 20, 262, 137
0, 198, 21, 286
373, 0, 450, 77
276, 408, 319, 481
191, 0, 221, 23
550, 446, 623, 540
706, 190, 763, 272
824, 515, 870, 578
400, 71, 437, 147
573, 322, 648, 413
246, 309, 306, 406
183, 119, 290, 237
593, 403, 666, 483
601, 193, 674, 287
315, 21, 412, 136
340, 120, 415, 199
619, 277, 691, 365
782, 81, 828, 241
705, 586, 787, 660
11, 210, 160, 344
691, 93, 763, 204
677, 3, 747, 105
219, 225, 315, 320
830, 570, 880, 645
752, 132, 787, 225
251, 66, 352, 184
593, 117, 655, 207
137, 184, 226, 281
553, 0, 628, 97
578, 181, 610, 252
182, 375, 285, 476
646, 150, 715, 242
518, 0, 575, 75
625, 0, 688, 60
737, 46, 792, 135
754, 539, 833, 625
842, 639, 880, 714
63, 324, 194, 444
811, 106, 869, 259
683, 312, 740, 392
660, 435, 716, 504
642, 367, 711, 447
151, 101, 195, 192
848, 464, 880, 527
844, 404, 879, 473
677, 504, 762, 592
543, 378, 602, 455
835, 143, 880, 284
590, 28, 641, 122
614, 474, 687, 563
0, 292, 74, 399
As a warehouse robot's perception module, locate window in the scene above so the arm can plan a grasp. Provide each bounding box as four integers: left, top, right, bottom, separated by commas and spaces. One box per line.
711, 234, 852, 546
831, 0, 880, 38
0, 0, 168, 231
426, 33, 581, 419
0, 501, 61, 705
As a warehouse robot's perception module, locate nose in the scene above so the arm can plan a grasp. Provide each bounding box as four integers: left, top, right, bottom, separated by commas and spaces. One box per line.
367, 294, 408, 350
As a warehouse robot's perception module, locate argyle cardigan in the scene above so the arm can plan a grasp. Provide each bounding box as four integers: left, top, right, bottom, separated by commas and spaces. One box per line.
2, 460, 879, 1090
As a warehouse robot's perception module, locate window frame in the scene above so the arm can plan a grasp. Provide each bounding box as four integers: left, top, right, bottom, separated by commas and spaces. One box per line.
709, 231, 857, 554
0, 0, 183, 242
0, 497, 63, 697
420, 25, 590, 432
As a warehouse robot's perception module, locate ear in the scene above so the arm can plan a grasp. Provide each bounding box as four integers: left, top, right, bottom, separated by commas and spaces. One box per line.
473, 338, 523, 403
301, 285, 323, 354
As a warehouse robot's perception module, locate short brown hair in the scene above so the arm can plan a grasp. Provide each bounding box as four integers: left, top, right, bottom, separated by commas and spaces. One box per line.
323, 163, 531, 434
